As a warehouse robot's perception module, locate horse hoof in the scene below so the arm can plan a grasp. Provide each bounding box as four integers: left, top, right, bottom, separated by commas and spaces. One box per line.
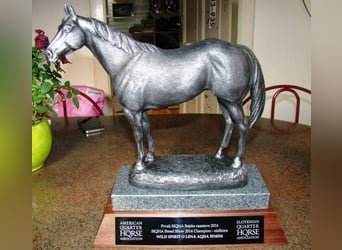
134, 162, 145, 171
144, 152, 154, 163
232, 157, 243, 169
214, 151, 224, 159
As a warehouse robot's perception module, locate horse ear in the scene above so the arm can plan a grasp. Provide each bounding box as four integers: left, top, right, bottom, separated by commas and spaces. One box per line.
64, 4, 76, 18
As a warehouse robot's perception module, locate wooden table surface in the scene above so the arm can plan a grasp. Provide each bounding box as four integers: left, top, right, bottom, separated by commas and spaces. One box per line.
32, 114, 311, 249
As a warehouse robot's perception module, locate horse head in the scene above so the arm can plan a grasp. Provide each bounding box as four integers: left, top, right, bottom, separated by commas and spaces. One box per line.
46, 5, 85, 63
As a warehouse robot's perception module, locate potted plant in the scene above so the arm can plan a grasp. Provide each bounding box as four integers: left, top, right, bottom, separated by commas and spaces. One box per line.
32, 29, 79, 171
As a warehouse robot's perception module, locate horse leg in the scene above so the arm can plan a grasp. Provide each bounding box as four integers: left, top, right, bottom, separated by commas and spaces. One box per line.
123, 108, 145, 171
226, 103, 247, 169
142, 111, 155, 163
214, 100, 234, 159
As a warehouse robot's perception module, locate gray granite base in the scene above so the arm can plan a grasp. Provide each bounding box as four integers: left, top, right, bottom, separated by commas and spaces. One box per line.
111, 164, 270, 211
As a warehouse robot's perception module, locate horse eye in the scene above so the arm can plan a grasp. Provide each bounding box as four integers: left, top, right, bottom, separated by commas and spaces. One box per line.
64, 25, 72, 33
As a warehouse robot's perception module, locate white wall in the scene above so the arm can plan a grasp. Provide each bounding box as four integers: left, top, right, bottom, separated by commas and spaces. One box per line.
252, 0, 311, 125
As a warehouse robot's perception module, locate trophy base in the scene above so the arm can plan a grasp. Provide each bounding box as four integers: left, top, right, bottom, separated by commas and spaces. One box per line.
93, 163, 286, 247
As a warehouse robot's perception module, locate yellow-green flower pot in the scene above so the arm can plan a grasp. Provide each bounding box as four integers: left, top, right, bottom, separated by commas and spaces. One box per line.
32, 118, 52, 172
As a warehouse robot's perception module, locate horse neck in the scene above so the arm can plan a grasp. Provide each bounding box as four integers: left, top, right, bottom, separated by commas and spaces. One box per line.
78, 17, 133, 77
86, 37, 131, 77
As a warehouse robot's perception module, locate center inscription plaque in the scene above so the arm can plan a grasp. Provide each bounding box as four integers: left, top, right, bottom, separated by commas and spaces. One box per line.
115, 216, 264, 245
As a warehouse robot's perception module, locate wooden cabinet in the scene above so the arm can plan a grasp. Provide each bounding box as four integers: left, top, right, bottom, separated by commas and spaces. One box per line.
150, 0, 181, 49
130, 0, 181, 49
153, 13, 181, 49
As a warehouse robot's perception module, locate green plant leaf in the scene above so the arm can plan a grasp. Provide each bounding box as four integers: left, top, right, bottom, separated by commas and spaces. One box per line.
47, 89, 55, 99
53, 71, 62, 78
66, 91, 72, 98
36, 105, 47, 113
37, 52, 46, 60
43, 63, 50, 71
40, 82, 52, 94
52, 79, 61, 87
64, 80, 70, 87
32, 95, 44, 103
42, 73, 52, 80
72, 97, 79, 108
32, 67, 39, 75
71, 89, 80, 95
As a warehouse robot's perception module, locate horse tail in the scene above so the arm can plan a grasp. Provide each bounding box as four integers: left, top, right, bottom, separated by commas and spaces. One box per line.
242, 46, 265, 128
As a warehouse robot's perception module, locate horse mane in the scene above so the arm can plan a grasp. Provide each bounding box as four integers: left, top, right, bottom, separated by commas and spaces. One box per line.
89, 17, 159, 54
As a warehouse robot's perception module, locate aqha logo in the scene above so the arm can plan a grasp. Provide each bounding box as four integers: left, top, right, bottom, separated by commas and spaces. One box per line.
119, 220, 143, 241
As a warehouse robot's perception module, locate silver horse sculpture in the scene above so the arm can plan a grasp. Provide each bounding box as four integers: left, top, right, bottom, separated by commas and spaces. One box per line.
47, 5, 265, 174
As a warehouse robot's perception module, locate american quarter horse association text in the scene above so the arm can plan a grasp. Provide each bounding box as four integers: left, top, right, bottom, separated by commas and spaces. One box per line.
47, 5, 265, 173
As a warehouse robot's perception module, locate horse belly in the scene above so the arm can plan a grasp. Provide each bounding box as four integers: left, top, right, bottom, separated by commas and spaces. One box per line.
144, 75, 206, 108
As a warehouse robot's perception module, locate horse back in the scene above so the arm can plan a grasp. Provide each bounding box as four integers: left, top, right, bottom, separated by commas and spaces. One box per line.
113, 39, 253, 110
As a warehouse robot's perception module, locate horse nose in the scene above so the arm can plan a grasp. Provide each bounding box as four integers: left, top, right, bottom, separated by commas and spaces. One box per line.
46, 49, 54, 62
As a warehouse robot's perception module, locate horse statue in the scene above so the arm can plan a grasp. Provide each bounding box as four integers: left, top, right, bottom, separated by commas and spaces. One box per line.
47, 5, 265, 188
